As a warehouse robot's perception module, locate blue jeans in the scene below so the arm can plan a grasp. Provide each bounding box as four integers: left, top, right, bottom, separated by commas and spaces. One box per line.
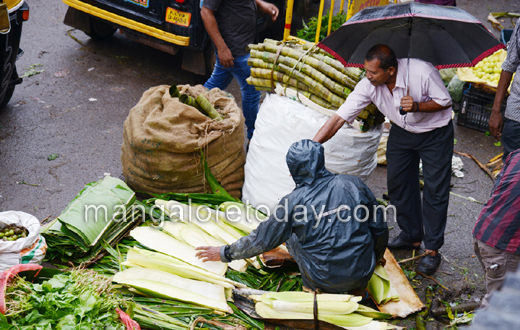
204, 53, 261, 140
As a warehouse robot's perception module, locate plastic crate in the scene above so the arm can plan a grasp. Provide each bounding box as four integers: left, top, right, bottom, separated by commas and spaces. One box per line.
457, 84, 507, 132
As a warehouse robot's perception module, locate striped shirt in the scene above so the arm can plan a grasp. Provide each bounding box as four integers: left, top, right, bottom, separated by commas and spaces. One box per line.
502, 18, 520, 123
473, 149, 520, 254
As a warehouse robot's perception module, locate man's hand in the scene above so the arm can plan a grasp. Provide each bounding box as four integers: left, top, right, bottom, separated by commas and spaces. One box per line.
256, 0, 279, 21
195, 246, 221, 262
400, 95, 414, 112
489, 70, 513, 140
218, 46, 234, 68
489, 110, 504, 139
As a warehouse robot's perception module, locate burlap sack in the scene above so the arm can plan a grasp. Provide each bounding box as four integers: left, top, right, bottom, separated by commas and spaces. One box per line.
121, 85, 246, 198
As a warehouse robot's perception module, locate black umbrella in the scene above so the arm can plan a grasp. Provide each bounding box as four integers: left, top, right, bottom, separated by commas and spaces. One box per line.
317, 2, 504, 70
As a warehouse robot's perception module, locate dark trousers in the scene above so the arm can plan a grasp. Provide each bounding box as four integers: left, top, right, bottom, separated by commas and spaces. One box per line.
502, 118, 520, 162
387, 121, 454, 251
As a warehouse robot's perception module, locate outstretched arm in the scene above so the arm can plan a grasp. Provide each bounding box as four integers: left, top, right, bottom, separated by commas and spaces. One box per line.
313, 114, 346, 144
196, 198, 294, 262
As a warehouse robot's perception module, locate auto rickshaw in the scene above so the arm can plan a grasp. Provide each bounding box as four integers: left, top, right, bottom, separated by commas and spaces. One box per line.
0, 0, 29, 109
62, 0, 303, 76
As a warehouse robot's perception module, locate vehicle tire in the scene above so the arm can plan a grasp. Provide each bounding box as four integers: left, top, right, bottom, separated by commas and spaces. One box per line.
86, 17, 117, 40
0, 66, 19, 109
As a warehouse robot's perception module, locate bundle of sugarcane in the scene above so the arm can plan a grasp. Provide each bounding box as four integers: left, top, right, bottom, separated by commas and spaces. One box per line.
247, 39, 385, 131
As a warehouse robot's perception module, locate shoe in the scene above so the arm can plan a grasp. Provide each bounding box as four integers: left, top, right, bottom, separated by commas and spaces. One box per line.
387, 236, 420, 250
417, 254, 441, 275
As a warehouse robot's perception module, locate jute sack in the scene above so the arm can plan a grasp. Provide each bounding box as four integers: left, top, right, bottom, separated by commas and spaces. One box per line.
121, 84, 246, 198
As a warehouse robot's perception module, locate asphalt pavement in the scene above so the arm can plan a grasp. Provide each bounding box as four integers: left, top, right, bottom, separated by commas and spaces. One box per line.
0, 0, 519, 328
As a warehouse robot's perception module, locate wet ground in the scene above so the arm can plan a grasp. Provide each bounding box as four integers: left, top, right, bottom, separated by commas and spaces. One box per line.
0, 0, 519, 329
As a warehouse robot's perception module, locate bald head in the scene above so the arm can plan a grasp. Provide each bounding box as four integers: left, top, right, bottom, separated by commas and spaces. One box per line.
365, 44, 397, 71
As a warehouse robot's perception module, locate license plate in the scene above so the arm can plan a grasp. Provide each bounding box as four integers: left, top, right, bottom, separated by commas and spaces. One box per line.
125, 0, 149, 8
165, 7, 191, 27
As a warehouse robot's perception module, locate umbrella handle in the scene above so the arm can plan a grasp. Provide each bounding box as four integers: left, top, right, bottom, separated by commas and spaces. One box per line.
399, 106, 406, 115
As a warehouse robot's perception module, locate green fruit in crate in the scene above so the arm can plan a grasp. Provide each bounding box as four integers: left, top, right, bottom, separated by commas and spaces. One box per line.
472, 51, 505, 85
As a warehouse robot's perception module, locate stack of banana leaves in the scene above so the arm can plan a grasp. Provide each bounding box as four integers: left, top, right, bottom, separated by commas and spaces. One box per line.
41, 175, 144, 264
246, 38, 385, 131
87, 161, 392, 330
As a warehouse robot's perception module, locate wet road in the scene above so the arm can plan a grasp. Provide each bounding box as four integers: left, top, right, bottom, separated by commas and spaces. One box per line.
0, 0, 519, 327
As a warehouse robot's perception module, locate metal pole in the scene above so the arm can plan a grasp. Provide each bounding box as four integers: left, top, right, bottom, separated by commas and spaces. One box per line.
315, 0, 326, 44
283, 0, 295, 41
327, 0, 336, 36
339, 0, 345, 13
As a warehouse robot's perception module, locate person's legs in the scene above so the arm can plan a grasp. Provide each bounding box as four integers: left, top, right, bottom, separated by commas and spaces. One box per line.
204, 53, 234, 91
387, 125, 423, 244
230, 54, 261, 140
474, 238, 520, 308
418, 122, 454, 251
501, 118, 520, 162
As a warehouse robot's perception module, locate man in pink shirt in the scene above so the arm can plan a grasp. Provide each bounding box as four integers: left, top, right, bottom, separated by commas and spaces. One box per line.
313, 44, 453, 275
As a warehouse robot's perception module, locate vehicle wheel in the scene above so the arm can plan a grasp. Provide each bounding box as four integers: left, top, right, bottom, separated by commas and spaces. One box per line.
86, 17, 117, 40
0, 66, 19, 109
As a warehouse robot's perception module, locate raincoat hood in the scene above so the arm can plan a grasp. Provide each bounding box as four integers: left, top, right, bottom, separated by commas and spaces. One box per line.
286, 140, 333, 187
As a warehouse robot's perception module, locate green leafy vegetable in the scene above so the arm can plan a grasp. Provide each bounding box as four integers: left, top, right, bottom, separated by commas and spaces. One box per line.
296, 11, 347, 42
3, 269, 132, 329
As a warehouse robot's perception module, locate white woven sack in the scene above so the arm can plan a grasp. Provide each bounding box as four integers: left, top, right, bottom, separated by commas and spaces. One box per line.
242, 94, 382, 212
0, 211, 47, 272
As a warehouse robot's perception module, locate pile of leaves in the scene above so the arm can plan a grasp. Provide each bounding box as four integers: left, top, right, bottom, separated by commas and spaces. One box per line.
297, 11, 347, 42
1, 268, 133, 329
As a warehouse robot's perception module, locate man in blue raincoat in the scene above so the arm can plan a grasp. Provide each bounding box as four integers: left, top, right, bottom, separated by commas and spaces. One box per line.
196, 139, 388, 293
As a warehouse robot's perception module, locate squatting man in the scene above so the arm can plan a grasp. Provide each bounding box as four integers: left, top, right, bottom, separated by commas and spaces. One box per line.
196, 139, 389, 294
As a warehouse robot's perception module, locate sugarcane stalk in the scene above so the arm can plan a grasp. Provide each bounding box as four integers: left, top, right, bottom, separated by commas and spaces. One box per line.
247, 77, 310, 95
264, 38, 331, 56
285, 86, 335, 109
311, 52, 364, 82
250, 42, 356, 89
248, 59, 338, 105
263, 38, 362, 81
249, 50, 345, 107
259, 42, 357, 90
195, 94, 224, 121
251, 48, 351, 99
179, 94, 205, 114
250, 68, 310, 92
169, 85, 181, 98
254, 86, 272, 92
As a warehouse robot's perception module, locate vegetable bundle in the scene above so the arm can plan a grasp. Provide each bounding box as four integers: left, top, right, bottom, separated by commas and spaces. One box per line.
296, 11, 347, 43
42, 175, 141, 264
246, 39, 385, 131
1, 267, 136, 329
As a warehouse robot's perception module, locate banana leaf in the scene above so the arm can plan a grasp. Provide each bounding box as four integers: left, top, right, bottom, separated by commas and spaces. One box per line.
57, 176, 135, 246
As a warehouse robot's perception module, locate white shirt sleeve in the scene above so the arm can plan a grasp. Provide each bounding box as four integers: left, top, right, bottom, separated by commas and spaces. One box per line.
423, 69, 452, 107
336, 78, 373, 123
